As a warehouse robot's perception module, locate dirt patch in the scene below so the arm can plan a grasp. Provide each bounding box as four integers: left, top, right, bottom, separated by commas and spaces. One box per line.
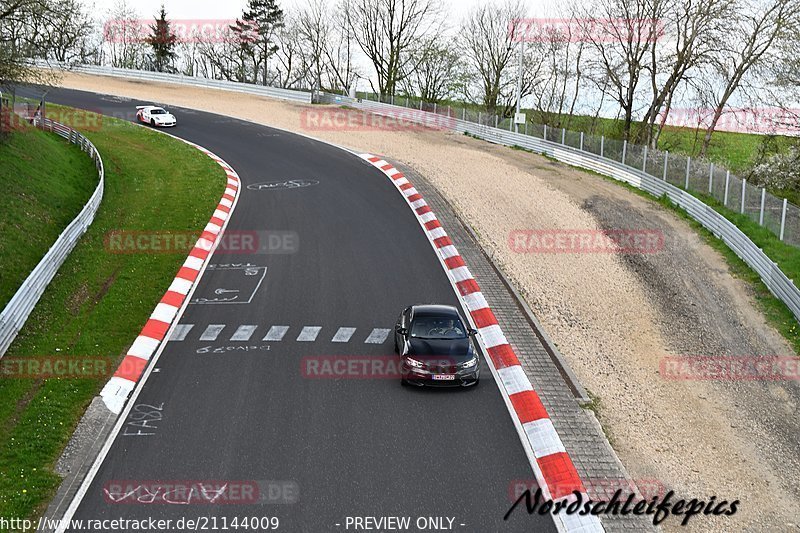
57, 72, 800, 531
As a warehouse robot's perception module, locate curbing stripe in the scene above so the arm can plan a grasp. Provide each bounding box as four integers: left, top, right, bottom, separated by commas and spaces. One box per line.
99, 142, 241, 414
359, 153, 603, 533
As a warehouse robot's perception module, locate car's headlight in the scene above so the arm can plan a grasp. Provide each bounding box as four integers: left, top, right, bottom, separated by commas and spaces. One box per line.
405, 357, 425, 368
460, 356, 478, 369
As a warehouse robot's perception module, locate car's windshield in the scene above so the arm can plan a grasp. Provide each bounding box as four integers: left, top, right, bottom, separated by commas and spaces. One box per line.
410, 315, 467, 339
150, 108, 166, 114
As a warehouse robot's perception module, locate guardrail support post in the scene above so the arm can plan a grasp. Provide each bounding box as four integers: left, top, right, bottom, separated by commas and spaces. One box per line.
622, 140, 627, 165
741, 179, 746, 214
724, 171, 730, 205
561, 128, 565, 144
708, 163, 714, 193
600, 135, 604, 158
685, 156, 691, 189
642, 145, 648, 172
419, 100, 423, 110
406, 97, 409, 108
780, 198, 788, 241
580, 132, 584, 151
478, 112, 482, 125
463, 107, 466, 121
391, 94, 394, 105
434, 102, 437, 114
760, 188, 766, 226
544, 124, 547, 140
495, 115, 498, 128
663, 151, 669, 180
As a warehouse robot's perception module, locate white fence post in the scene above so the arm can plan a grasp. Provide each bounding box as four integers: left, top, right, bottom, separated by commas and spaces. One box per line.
685, 156, 691, 189
600, 135, 604, 158
622, 140, 627, 164
708, 163, 714, 193
495, 115, 499, 128
561, 128, 565, 145
642, 145, 648, 173
525, 122, 528, 135
663, 151, 669, 180
780, 198, 788, 241
463, 107, 466, 120
543, 124, 547, 140
433, 102, 437, 114
580, 131, 584, 151
760, 188, 766, 226
724, 170, 730, 206
741, 179, 746, 214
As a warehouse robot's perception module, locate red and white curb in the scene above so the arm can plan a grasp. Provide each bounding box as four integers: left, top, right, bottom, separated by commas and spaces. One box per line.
360, 154, 603, 533
100, 141, 240, 414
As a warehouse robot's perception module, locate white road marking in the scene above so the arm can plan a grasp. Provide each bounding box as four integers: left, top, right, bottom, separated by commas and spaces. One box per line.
231, 325, 258, 341
297, 326, 322, 342
263, 325, 289, 341
332, 327, 357, 343
199, 324, 226, 341
365, 328, 391, 344
169, 324, 194, 341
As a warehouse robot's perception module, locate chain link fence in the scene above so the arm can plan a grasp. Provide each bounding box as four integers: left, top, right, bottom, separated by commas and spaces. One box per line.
349, 91, 800, 247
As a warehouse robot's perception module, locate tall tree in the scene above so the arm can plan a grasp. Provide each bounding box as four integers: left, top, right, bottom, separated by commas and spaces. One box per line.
459, 0, 527, 113
580, 0, 664, 140
698, 0, 799, 155
345, 0, 443, 98
230, 0, 284, 85
146, 5, 176, 72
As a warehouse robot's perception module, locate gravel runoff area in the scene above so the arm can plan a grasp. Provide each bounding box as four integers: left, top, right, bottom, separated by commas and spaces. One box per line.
56, 73, 799, 532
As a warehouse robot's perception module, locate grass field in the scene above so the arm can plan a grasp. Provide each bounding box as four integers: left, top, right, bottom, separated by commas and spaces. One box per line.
357, 91, 798, 203
0, 124, 98, 309
0, 108, 224, 524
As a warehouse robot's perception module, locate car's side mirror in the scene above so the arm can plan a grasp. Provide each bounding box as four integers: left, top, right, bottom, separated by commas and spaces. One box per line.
398, 327, 408, 336
468, 328, 478, 336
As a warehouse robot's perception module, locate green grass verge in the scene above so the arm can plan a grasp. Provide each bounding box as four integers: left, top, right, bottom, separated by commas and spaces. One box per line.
0, 124, 99, 309
0, 107, 225, 524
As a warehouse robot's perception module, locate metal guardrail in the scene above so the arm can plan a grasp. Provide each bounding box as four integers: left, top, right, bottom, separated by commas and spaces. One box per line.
339, 96, 800, 322
0, 117, 105, 357
34, 60, 313, 104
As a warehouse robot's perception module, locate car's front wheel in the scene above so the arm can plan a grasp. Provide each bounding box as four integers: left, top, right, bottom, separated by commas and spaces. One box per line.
150, 119, 155, 126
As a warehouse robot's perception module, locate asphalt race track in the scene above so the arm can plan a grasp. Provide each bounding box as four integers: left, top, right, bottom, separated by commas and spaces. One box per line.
27, 87, 556, 532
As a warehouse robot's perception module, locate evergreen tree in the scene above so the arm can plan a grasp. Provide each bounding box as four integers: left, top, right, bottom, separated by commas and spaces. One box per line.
146, 5, 177, 72
230, 0, 284, 85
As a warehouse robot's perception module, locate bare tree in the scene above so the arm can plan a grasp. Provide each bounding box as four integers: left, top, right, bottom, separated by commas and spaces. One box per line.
459, 0, 527, 113
697, 0, 799, 155
103, 0, 147, 69
346, 0, 443, 98
640, 0, 730, 147
401, 35, 465, 102
580, 0, 664, 140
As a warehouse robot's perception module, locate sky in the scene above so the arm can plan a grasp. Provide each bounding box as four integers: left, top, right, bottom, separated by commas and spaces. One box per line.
89, 0, 504, 20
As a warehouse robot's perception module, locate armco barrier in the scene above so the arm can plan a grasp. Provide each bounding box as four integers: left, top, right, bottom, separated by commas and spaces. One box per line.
34, 60, 312, 104
345, 97, 800, 323
0, 117, 104, 357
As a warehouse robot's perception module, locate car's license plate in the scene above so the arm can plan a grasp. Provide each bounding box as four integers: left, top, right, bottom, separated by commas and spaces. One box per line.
433, 374, 455, 381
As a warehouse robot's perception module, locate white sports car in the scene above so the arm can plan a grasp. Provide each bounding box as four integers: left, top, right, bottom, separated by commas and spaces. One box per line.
136, 105, 177, 127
